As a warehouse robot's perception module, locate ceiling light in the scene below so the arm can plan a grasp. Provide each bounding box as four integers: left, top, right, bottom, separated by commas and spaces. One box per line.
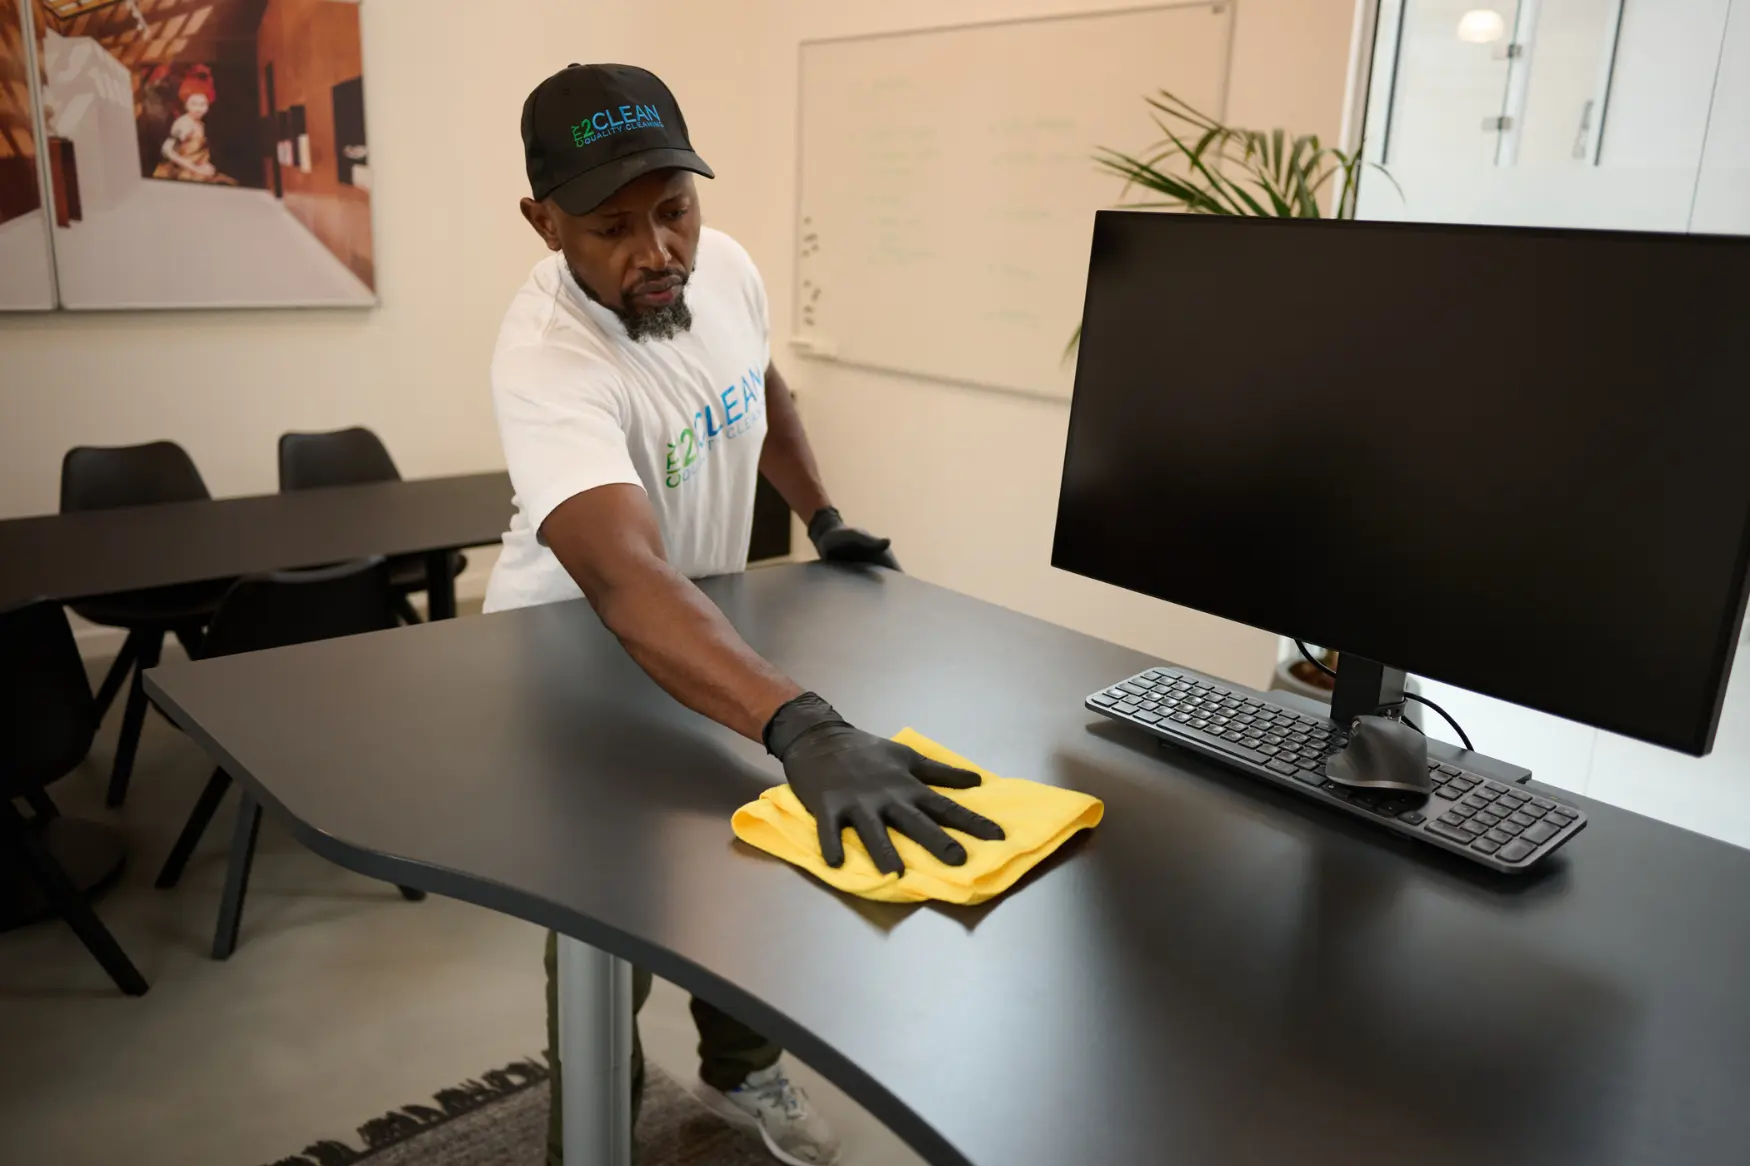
1457, 9, 1507, 44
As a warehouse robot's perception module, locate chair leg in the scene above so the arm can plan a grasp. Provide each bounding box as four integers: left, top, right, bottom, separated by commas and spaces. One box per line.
393, 594, 423, 625
155, 768, 233, 889
0, 802, 148, 996
107, 629, 164, 808
23, 788, 60, 822
398, 885, 427, 901
172, 622, 206, 659
212, 792, 262, 960
94, 630, 141, 722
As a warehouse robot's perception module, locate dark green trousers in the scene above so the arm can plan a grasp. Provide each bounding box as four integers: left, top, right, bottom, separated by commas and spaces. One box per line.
544, 930, 780, 1165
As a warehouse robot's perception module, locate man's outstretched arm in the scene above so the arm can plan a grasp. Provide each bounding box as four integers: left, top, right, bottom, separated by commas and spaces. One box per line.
543, 483, 799, 741
539, 484, 1002, 871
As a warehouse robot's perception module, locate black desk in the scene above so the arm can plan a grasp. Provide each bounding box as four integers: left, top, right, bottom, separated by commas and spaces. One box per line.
0, 471, 512, 931
144, 565, 1750, 1166
0, 471, 513, 615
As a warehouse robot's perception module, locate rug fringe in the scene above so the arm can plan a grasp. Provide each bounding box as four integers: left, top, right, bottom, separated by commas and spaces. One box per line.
260, 1056, 552, 1166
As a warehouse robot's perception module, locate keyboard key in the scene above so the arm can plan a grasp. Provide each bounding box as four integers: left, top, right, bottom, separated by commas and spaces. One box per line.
1461, 794, 1491, 810
1136, 712, 1163, 724
1497, 839, 1537, 864
1449, 777, 1476, 792
1120, 682, 1148, 696
1473, 811, 1502, 828
1449, 804, 1475, 819
1171, 713, 1191, 724
1471, 837, 1501, 855
1437, 811, 1468, 827
1235, 715, 1256, 726
1498, 821, 1523, 836
1292, 768, 1325, 787
1531, 797, 1556, 811
1191, 718, 1211, 729
1140, 701, 1160, 711
1485, 828, 1514, 845
1091, 694, 1117, 707
1426, 819, 1476, 844
1268, 760, 1299, 777
1298, 756, 1323, 770
1547, 811, 1575, 828
1143, 670, 1164, 681
1262, 733, 1285, 746
1399, 810, 1426, 825
1259, 744, 1281, 757
1507, 812, 1537, 828
1496, 798, 1524, 814
1115, 702, 1140, 715
1484, 782, 1510, 797
1437, 764, 1461, 776
1523, 821, 1559, 845
1242, 736, 1264, 749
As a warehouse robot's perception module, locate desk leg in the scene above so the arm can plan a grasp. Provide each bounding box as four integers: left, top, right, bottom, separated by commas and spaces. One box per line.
425, 550, 457, 620
557, 935, 633, 1166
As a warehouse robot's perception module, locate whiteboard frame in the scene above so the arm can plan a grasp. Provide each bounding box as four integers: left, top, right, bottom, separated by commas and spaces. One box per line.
790, 1, 1239, 403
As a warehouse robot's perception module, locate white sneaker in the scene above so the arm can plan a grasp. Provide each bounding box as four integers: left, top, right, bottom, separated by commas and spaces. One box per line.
693, 1062, 843, 1166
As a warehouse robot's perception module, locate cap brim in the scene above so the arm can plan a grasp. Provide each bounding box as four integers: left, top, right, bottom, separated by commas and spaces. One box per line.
548, 146, 716, 216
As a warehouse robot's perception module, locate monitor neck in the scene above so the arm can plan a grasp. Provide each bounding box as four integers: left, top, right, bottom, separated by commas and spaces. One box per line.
1331, 655, 1406, 725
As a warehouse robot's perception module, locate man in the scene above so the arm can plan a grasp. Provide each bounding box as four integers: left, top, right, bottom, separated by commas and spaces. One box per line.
487, 64, 1006, 1166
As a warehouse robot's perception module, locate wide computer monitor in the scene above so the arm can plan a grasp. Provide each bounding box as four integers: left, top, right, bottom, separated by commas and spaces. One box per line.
1054, 212, 1750, 756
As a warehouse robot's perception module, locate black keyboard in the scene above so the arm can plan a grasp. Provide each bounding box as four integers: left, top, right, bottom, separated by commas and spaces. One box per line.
1088, 666, 1586, 872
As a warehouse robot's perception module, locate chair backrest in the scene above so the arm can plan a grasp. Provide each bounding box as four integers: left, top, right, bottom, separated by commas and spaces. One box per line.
201, 557, 398, 660
60, 441, 212, 513
0, 600, 98, 797
278, 427, 402, 492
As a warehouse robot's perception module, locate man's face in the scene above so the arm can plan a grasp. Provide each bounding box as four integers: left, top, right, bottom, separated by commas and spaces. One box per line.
521, 169, 701, 342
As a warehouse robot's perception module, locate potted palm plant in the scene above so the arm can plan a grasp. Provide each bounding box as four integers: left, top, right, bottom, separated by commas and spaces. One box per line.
1069, 90, 1395, 353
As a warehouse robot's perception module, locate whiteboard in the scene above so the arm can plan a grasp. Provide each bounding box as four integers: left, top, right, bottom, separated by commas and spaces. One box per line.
795, 3, 1234, 399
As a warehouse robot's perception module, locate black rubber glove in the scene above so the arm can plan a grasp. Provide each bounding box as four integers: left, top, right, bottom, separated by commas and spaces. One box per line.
808, 508, 900, 571
765, 693, 1005, 875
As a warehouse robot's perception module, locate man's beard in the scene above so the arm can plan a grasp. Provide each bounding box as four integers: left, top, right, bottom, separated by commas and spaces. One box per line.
571, 263, 694, 343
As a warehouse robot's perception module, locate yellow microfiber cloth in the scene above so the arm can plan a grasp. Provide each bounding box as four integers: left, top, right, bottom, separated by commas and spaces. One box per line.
732, 729, 1103, 904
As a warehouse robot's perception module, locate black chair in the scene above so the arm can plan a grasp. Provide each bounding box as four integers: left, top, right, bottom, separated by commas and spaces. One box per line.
61, 442, 232, 808
0, 599, 149, 995
277, 428, 466, 626
151, 557, 424, 960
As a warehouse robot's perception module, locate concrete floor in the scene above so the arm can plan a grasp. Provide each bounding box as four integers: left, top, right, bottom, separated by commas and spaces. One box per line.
0, 635, 924, 1166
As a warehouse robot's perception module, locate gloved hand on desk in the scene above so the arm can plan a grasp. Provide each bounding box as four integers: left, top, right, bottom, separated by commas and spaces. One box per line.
765, 692, 1005, 874
809, 507, 900, 570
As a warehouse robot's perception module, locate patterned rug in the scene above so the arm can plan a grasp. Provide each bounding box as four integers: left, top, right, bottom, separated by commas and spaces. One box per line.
261, 1056, 771, 1165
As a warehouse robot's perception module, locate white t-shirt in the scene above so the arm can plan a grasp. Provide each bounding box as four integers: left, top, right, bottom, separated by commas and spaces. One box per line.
484, 227, 772, 613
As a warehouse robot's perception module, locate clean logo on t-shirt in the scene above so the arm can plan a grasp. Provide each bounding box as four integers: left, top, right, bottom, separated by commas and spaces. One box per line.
667, 365, 766, 489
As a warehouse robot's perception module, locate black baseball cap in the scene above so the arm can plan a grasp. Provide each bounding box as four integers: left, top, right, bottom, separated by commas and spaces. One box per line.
522, 63, 714, 216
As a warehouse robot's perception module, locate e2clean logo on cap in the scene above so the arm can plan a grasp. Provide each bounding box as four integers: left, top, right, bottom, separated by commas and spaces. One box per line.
572, 103, 666, 148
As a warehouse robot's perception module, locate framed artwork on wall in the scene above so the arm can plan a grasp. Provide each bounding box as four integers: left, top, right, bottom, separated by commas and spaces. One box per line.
0, 0, 56, 309
5, 0, 375, 311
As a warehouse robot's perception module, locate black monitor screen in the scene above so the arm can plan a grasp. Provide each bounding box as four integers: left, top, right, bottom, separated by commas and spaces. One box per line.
1053, 213, 1750, 754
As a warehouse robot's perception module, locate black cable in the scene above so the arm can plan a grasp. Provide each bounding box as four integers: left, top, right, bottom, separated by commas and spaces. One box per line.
1298, 640, 1472, 749
1294, 640, 1337, 678
1405, 693, 1473, 752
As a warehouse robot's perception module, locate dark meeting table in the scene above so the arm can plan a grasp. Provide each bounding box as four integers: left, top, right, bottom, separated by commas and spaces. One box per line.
0, 470, 513, 614
143, 565, 1750, 1166
0, 471, 513, 930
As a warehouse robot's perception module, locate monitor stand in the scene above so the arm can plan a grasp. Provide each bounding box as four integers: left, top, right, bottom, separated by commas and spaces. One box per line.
1318, 653, 1534, 790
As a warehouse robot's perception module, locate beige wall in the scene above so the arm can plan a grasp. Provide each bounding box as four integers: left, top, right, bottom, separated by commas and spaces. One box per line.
570, 0, 1360, 686
0, 0, 1361, 682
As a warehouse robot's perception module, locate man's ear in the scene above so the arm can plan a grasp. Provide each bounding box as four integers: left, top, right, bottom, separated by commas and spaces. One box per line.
520, 198, 563, 252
